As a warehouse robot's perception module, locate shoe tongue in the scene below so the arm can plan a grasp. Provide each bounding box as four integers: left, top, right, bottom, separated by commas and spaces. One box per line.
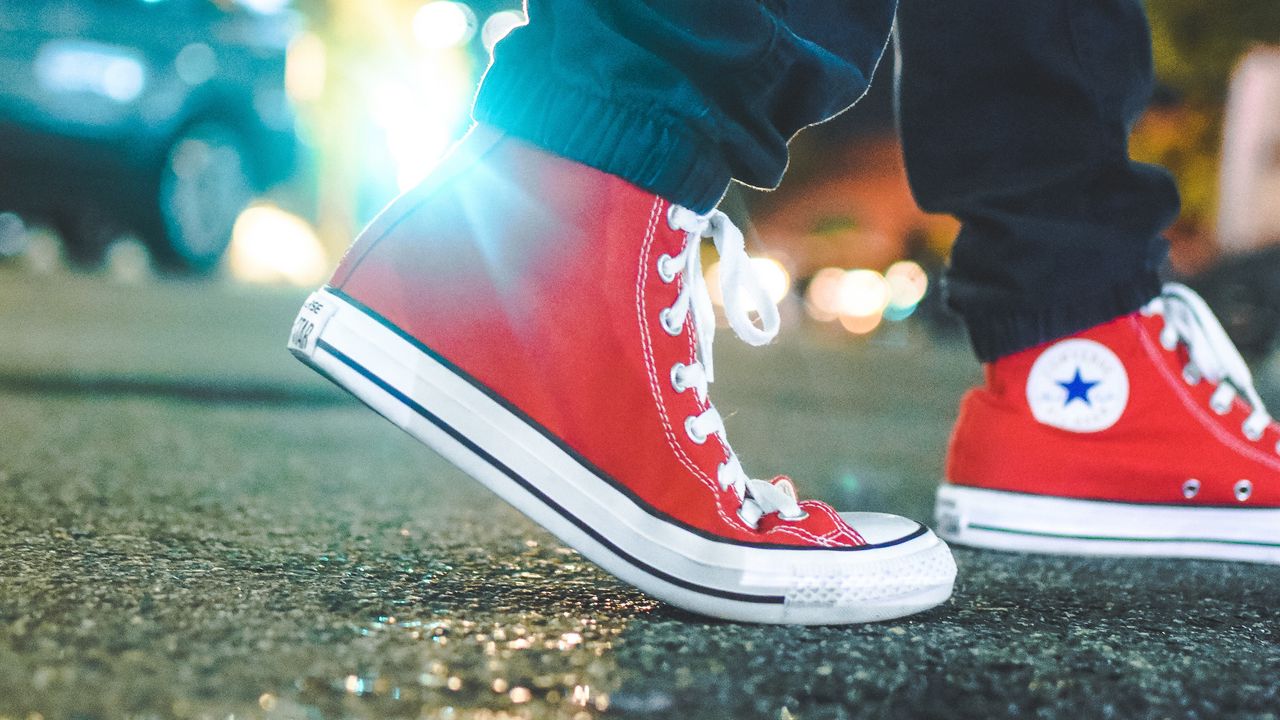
769, 476, 797, 501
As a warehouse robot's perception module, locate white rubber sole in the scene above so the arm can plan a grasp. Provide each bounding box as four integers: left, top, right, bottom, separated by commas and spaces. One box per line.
289, 289, 956, 624
937, 484, 1280, 564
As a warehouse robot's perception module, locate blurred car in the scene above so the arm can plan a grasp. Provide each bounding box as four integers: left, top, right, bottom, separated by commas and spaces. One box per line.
0, 0, 299, 271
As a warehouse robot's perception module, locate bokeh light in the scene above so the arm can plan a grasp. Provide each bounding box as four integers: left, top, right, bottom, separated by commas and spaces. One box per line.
285, 33, 326, 103
413, 2, 478, 50
228, 204, 328, 286
836, 269, 890, 318
884, 260, 929, 321
804, 266, 846, 322
705, 256, 792, 311
836, 269, 890, 335
752, 257, 792, 305
838, 312, 884, 335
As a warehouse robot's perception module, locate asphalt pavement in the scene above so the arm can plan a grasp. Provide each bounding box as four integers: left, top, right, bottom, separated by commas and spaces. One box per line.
2, 265, 1280, 720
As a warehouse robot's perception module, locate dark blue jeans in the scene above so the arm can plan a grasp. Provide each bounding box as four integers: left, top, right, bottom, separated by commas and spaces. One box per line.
474, 0, 1180, 361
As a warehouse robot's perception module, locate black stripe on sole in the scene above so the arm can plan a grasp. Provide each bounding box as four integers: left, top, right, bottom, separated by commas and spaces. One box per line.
315, 338, 788, 606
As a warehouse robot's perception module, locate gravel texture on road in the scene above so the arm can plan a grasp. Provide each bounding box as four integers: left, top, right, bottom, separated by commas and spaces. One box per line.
2, 269, 1279, 720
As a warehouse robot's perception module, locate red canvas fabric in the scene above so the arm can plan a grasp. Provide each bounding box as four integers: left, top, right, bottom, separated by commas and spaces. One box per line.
332, 135, 865, 548
947, 311, 1280, 505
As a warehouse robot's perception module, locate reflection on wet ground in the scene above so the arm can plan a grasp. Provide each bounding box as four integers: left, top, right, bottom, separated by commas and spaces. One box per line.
3, 270, 1280, 719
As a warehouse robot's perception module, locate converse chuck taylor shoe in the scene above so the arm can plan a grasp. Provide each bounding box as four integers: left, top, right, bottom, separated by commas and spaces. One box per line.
288, 127, 956, 624
938, 283, 1280, 562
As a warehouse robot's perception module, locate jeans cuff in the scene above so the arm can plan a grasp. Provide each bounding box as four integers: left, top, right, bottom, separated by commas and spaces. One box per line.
959, 272, 1164, 362
473, 59, 732, 214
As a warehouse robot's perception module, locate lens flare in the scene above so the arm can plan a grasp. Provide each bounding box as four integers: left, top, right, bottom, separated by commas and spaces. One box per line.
413, 2, 478, 49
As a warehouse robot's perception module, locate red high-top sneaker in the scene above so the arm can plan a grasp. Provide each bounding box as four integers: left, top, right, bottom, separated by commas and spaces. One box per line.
938, 283, 1280, 562
288, 127, 955, 624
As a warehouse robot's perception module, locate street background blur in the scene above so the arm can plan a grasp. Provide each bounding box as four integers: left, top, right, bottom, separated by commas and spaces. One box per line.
2, 2, 1280, 719
1, 0, 1279, 347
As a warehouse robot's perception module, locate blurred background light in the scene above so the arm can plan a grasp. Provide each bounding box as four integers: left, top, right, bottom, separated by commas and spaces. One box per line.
837, 269, 890, 318
174, 43, 217, 86
884, 259, 929, 321
413, 1, 478, 50
228, 204, 328, 286
704, 256, 792, 311
752, 257, 793, 305
481, 10, 527, 54
285, 32, 326, 103
835, 269, 890, 334
804, 266, 846, 322
234, 0, 291, 14
838, 311, 884, 335
36, 41, 147, 104
372, 51, 472, 192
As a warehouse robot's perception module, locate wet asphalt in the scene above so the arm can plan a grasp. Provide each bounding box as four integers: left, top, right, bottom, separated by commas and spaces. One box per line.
2, 266, 1280, 720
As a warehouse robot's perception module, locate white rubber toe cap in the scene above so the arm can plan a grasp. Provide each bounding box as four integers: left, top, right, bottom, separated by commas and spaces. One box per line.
839, 511, 930, 546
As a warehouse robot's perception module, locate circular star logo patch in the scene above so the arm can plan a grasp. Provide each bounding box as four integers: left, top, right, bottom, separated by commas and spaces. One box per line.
1025, 339, 1129, 433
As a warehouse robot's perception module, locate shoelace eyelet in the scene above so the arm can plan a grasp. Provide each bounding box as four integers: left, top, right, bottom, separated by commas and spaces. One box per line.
1182, 366, 1200, 386
669, 363, 687, 393
1234, 479, 1253, 502
684, 415, 708, 444
781, 509, 810, 522
1243, 422, 1264, 442
656, 254, 678, 284
1211, 400, 1231, 416
1182, 478, 1200, 499
736, 505, 760, 530
658, 307, 683, 336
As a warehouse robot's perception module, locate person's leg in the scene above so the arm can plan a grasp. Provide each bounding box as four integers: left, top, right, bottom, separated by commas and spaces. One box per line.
897, 0, 1180, 361
292, 1, 957, 624
474, 0, 897, 213
906, 1, 1280, 561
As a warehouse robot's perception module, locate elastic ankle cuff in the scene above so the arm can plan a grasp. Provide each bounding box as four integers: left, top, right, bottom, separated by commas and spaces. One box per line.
960, 273, 1164, 362
474, 60, 731, 214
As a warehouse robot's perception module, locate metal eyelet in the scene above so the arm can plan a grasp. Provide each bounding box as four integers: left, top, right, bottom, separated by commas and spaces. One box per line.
1234, 479, 1253, 502
658, 307, 683, 336
736, 505, 760, 530
1244, 422, 1264, 442
684, 416, 707, 444
1211, 400, 1231, 416
670, 363, 687, 393
657, 254, 678, 283
1182, 478, 1200, 499
665, 204, 680, 230
781, 510, 810, 522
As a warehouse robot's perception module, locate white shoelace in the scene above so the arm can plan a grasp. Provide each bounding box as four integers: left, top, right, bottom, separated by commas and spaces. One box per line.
1150, 282, 1275, 446
659, 205, 806, 527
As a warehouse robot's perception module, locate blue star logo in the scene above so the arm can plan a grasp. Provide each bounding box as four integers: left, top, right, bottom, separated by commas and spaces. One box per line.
1058, 368, 1100, 406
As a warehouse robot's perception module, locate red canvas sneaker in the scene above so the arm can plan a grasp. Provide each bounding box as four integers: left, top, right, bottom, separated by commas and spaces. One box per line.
938, 283, 1280, 562
287, 127, 955, 624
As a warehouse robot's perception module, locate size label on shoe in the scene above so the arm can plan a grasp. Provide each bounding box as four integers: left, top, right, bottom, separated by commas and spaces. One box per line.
1026, 339, 1130, 433
288, 292, 338, 357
